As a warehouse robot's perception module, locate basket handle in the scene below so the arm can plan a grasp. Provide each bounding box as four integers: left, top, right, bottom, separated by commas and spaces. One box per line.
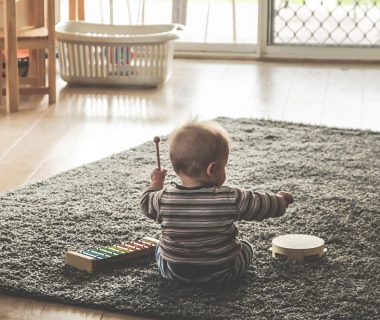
169, 23, 185, 40
173, 24, 185, 32
56, 22, 185, 43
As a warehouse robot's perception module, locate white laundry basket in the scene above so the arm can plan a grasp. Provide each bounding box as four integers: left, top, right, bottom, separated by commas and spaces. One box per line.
55, 21, 183, 87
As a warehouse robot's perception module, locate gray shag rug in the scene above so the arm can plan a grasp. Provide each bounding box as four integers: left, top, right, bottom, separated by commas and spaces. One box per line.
1, 117, 379, 320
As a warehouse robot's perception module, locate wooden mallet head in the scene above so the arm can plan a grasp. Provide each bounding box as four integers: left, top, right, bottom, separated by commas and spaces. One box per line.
153, 136, 161, 170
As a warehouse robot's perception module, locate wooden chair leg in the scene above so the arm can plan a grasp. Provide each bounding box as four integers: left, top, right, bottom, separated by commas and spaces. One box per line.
47, 0, 56, 104
69, 0, 85, 21
78, 0, 85, 20
29, 49, 38, 86
69, 0, 77, 20
4, 0, 19, 113
0, 51, 3, 105
48, 46, 56, 104
38, 50, 46, 87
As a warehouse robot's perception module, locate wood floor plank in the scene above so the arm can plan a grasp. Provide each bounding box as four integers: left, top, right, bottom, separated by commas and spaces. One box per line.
0, 109, 48, 158
102, 311, 156, 320
0, 59, 379, 320
0, 295, 45, 320
0, 109, 75, 191
38, 302, 103, 320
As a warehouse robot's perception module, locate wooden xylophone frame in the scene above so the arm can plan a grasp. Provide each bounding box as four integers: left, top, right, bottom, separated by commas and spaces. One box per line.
65, 237, 159, 272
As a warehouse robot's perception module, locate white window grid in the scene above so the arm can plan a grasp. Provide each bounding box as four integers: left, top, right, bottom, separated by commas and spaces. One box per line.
270, 0, 380, 47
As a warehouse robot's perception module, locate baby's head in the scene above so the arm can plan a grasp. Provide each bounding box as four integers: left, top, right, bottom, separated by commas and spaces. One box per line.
169, 120, 230, 187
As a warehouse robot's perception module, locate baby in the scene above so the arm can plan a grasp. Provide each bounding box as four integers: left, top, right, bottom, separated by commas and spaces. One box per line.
140, 120, 294, 284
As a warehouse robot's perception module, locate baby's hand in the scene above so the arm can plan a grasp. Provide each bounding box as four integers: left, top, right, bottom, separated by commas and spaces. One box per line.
277, 191, 294, 207
150, 168, 167, 189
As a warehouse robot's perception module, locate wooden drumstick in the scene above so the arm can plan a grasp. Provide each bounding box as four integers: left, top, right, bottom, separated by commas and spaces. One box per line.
153, 136, 161, 170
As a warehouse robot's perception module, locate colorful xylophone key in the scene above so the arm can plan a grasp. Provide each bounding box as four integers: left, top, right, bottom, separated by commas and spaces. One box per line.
65, 237, 159, 272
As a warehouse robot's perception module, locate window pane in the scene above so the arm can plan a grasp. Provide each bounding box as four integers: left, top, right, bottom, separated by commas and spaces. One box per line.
235, 0, 258, 43
272, 0, 380, 47
80, 0, 172, 25
141, 0, 172, 24
84, 0, 111, 23
58, 0, 257, 45
183, 0, 258, 44
112, 0, 172, 25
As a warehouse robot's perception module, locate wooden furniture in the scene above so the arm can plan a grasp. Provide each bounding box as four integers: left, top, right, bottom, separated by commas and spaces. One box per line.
69, 0, 85, 20
0, 0, 56, 113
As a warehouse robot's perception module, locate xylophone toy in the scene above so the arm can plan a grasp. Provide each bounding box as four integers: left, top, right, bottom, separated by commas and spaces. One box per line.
65, 237, 159, 272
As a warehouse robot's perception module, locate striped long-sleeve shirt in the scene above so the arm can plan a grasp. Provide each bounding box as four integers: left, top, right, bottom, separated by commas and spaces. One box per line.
140, 184, 287, 266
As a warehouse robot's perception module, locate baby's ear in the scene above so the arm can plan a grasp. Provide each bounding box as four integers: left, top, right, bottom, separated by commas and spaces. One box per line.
206, 162, 217, 177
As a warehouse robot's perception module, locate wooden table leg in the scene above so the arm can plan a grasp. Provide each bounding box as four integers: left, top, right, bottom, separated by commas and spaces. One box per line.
4, 0, 19, 113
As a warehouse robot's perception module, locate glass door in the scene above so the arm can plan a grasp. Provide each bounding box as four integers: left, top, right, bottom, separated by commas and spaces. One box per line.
174, 0, 258, 55
58, 0, 380, 60
259, 0, 380, 60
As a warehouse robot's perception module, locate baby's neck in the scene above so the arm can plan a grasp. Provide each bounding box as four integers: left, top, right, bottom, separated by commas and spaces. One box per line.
179, 174, 212, 188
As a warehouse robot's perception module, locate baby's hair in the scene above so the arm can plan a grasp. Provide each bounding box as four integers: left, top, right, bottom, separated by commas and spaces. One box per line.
169, 119, 230, 178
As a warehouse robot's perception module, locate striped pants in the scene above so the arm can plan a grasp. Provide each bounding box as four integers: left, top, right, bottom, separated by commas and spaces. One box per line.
155, 240, 254, 284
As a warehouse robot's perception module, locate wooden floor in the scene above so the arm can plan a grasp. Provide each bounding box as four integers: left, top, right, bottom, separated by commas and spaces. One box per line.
0, 58, 379, 319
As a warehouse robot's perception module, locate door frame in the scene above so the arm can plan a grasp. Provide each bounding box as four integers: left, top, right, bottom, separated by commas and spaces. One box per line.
256, 0, 380, 61
176, 0, 380, 61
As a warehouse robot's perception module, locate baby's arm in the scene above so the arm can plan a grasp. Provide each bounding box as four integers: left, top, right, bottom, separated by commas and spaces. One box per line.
150, 168, 167, 190
235, 188, 294, 221
277, 191, 294, 206
140, 168, 167, 221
